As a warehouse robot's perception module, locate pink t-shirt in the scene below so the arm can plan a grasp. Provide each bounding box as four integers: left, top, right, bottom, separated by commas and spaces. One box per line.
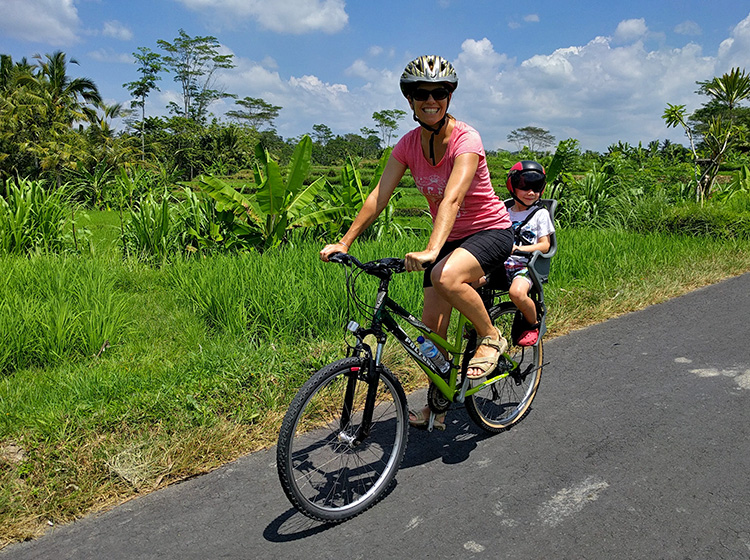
392, 121, 511, 241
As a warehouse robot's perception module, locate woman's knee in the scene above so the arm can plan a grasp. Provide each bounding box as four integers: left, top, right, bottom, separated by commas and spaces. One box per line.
430, 264, 454, 293
431, 251, 481, 293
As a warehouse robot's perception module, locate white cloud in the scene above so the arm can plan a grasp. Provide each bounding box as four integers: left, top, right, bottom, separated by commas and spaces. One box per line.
674, 20, 702, 36
0, 0, 80, 45
717, 12, 750, 72
102, 20, 133, 41
289, 74, 348, 96
524, 14, 540, 23
614, 18, 648, 42
175, 0, 348, 34
160, 12, 750, 152
450, 23, 725, 151
88, 48, 133, 64
456, 38, 512, 83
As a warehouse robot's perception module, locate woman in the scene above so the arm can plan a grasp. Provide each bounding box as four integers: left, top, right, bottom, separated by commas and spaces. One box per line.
320, 55, 514, 430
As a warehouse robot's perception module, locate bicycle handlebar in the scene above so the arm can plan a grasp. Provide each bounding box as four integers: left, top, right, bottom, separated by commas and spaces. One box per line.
329, 252, 407, 275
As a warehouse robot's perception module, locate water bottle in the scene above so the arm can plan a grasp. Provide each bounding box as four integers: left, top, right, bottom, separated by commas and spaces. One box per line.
417, 336, 450, 375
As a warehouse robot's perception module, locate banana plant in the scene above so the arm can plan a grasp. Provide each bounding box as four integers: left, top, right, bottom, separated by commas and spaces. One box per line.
319, 148, 394, 238
198, 135, 332, 250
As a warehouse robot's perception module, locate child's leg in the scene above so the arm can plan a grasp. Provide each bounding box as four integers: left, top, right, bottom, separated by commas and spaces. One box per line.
508, 275, 537, 325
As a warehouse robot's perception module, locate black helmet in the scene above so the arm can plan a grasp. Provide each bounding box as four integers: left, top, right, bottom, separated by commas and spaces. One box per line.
506, 160, 546, 197
399, 55, 458, 98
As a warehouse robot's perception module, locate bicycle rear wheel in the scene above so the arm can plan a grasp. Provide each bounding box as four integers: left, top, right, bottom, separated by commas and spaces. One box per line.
276, 357, 408, 522
465, 303, 543, 433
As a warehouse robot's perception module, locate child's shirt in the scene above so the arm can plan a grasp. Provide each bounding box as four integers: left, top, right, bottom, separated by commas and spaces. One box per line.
504, 205, 555, 273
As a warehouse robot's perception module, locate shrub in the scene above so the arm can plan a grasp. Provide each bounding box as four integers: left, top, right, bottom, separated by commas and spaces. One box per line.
0, 179, 69, 255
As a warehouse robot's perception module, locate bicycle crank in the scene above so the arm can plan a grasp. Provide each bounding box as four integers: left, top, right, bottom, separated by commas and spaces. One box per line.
427, 382, 451, 413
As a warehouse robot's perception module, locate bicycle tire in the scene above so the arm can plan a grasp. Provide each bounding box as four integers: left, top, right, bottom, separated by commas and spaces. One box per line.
276, 357, 408, 522
464, 303, 543, 433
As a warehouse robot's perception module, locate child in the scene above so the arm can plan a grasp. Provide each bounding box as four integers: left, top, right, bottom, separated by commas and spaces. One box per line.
504, 161, 555, 346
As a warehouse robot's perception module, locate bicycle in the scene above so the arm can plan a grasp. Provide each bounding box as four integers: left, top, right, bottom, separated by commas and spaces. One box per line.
276, 198, 556, 523
275, 241, 555, 523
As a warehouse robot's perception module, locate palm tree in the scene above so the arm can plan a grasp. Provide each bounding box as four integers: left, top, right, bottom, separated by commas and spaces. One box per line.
23, 51, 102, 127
698, 67, 750, 123
12, 51, 103, 186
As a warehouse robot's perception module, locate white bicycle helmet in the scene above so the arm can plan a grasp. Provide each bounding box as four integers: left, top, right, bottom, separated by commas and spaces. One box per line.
399, 55, 458, 97
399, 55, 459, 164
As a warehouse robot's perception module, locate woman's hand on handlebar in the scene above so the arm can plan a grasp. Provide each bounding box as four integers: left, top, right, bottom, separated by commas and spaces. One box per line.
404, 249, 438, 273
320, 242, 349, 262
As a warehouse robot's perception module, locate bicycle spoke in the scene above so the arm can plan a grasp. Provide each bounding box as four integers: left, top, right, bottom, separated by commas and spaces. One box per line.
277, 358, 407, 521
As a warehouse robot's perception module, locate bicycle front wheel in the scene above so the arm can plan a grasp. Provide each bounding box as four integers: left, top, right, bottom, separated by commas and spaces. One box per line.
465, 303, 543, 433
276, 357, 408, 522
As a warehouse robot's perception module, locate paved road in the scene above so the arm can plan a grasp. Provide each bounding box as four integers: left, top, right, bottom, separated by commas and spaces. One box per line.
4, 273, 750, 559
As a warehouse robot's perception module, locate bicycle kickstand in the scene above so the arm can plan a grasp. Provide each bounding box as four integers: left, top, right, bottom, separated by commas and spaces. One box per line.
427, 410, 439, 433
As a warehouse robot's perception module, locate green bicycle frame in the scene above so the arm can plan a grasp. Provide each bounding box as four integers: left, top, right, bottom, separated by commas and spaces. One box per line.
371, 294, 518, 404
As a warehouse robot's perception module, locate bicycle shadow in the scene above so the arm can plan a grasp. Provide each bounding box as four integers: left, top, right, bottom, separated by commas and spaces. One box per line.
264, 405, 499, 543
399, 404, 494, 469
263, 483, 401, 543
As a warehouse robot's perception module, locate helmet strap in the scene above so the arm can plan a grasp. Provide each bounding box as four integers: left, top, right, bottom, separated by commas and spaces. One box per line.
509, 190, 543, 209
413, 114, 447, 165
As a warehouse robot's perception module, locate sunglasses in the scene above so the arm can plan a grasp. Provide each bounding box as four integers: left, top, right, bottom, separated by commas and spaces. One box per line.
514, 171, 545, 193
410, 87, 451, 101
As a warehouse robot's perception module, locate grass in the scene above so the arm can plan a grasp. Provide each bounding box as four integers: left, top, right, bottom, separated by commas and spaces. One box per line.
2, 223, 750, 546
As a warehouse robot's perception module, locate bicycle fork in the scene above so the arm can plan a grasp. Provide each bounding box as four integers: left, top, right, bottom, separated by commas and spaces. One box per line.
340, 329, 387, 446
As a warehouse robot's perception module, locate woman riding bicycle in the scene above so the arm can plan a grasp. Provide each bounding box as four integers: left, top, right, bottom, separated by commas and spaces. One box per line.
320, 55, 514, 428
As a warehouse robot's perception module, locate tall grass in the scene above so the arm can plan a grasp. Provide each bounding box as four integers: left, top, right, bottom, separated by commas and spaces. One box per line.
0, 256, 133, 374
166, 236, 425, 342
0, 179, 69, 255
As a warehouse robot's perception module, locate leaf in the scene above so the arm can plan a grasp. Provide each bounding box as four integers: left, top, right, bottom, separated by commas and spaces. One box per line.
255, 145, 285, 217
369, 147, 392, 190
198, 175, 262, 228
287, 177, 326, 220
285, 135, 313, 198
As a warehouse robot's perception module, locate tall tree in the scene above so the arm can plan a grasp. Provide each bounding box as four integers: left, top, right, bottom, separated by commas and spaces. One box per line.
13, 51, 102, 185
225, 96, 281, 130
372, 109, 406, 147
156, 29, 235, 123
507, 126, 556, 153
664, 67, 750, 201
311, 123, 333, 145
123, 46, 164, 158
25, 51, 102, 126
696, 67, 750, 123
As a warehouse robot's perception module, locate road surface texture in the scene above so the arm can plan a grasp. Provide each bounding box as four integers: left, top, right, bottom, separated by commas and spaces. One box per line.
3, 273, 750, 559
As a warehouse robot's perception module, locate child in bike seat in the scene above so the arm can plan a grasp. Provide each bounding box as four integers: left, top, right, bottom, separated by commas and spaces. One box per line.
504, 161, 555, 346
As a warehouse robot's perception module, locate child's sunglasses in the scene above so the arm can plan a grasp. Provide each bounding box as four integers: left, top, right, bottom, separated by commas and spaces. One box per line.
514, 171, 546, 192
410, 87, 451, 101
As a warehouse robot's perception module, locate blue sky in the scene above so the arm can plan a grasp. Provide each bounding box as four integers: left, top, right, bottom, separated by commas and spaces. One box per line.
2, 0, 750, 152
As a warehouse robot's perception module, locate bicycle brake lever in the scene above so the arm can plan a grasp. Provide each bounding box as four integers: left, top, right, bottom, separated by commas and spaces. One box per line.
379, 257, 406, 273
329, 252, 351, 265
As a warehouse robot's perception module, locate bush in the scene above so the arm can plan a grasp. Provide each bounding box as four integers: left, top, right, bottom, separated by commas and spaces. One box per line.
663, 203, 750, 239
0, 179, 71, 255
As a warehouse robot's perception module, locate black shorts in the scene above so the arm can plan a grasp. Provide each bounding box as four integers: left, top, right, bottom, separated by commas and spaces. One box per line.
423, 227, 514, 288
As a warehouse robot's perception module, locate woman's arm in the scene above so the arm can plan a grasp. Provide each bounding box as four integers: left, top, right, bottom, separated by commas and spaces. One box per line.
320, 155, 407, 261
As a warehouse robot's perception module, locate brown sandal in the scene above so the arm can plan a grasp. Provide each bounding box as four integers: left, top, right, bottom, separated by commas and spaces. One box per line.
466, 328, 508, 380
408, 408, 446, 431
